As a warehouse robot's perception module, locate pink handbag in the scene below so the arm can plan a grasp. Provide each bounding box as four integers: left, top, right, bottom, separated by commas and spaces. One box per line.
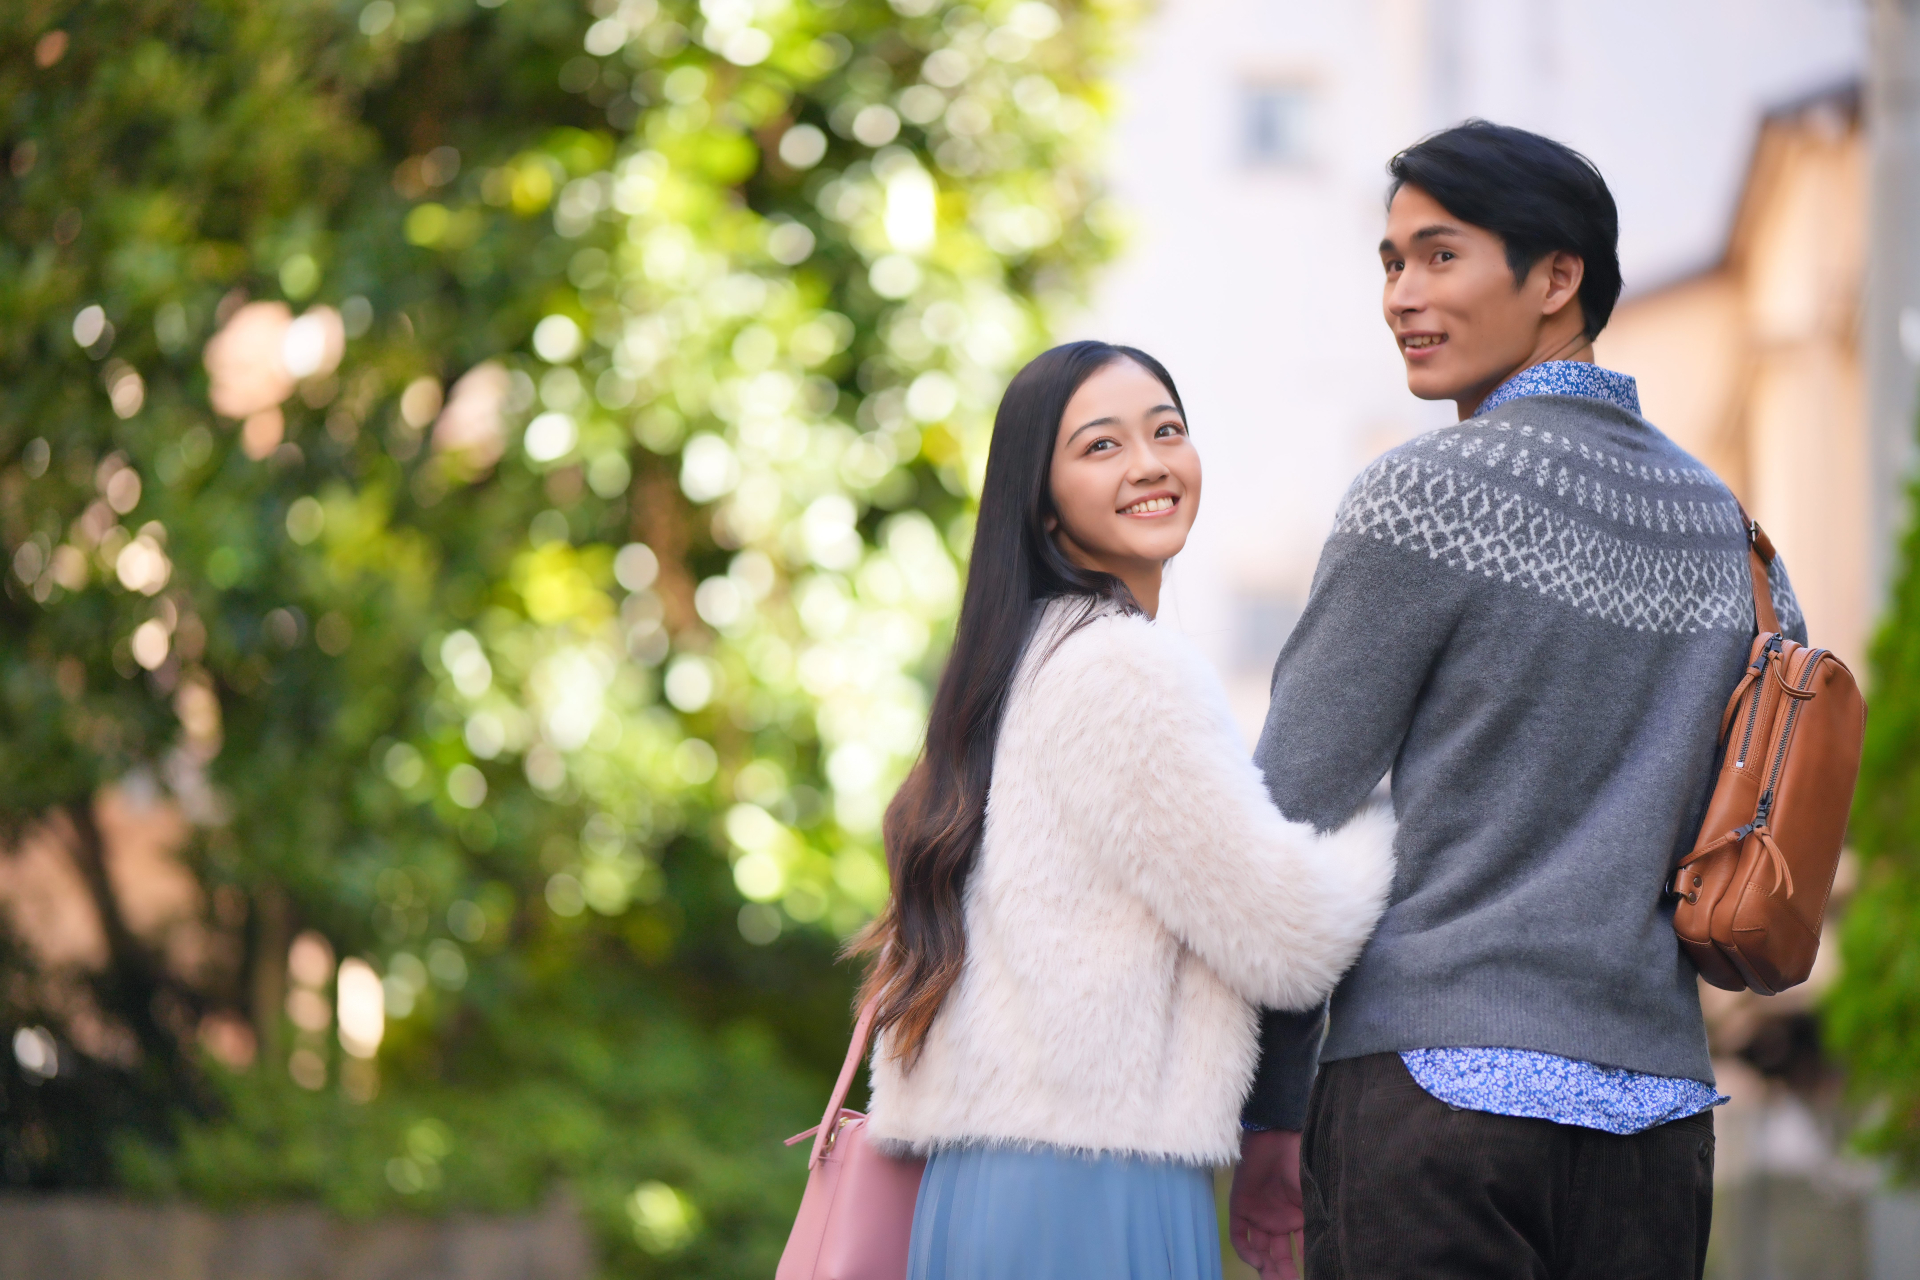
776, 999, 927, 1280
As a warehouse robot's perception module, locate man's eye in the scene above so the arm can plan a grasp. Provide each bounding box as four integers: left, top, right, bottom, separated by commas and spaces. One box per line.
1434, 250, 1455, 263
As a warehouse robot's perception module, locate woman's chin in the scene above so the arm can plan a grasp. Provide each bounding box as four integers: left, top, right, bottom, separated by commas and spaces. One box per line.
1110, 534, 1192, 566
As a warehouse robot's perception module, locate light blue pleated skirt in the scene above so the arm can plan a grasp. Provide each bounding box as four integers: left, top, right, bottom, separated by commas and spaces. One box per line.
906, 1144, 1223, 1280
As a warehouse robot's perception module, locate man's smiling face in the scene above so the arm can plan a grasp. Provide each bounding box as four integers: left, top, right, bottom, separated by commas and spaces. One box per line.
1379, 183, 1581, 412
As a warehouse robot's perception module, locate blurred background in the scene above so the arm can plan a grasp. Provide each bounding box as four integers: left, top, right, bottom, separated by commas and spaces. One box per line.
4, 1, 1920, 1277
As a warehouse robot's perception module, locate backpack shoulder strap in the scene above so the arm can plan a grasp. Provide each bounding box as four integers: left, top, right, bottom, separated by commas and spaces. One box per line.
1739, 504, 1781, 636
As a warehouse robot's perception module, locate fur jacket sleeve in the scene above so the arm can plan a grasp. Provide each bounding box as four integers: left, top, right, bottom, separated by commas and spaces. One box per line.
1028, 606, 1396, 1009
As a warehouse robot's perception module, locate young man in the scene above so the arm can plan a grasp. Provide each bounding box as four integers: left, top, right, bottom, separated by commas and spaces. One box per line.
1228, 121, 1804, 1279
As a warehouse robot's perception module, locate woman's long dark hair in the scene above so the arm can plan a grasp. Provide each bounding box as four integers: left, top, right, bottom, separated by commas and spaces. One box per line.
851, 340, 1186, 1064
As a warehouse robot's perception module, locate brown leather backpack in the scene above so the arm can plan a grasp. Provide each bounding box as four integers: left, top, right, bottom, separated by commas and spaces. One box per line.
1671, 518, 1866, 995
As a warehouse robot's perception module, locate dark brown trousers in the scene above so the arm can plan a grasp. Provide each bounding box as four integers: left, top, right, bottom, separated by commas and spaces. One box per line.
1301, 1052, 1715, 1280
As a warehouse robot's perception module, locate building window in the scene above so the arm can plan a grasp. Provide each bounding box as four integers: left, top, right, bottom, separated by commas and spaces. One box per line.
1242, 85, 1312, 167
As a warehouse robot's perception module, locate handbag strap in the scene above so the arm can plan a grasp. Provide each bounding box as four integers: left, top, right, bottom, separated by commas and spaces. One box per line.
1739, 505, 1781, 636
807, 997, 880, 1169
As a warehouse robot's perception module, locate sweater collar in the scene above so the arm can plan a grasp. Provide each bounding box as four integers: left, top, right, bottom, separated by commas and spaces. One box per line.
1477, 361, 1641, 418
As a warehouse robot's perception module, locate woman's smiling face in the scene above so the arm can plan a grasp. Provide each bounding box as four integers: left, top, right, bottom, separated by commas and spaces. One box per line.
1046, 357, 1200, 610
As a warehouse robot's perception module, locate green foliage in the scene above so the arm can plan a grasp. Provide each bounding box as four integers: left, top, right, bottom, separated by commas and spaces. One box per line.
1829, 466, 1920, 1178
0, 0, 1127, 1272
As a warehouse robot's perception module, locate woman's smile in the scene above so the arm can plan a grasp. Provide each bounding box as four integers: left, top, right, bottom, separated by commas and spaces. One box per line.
1120, 493, 1179, 517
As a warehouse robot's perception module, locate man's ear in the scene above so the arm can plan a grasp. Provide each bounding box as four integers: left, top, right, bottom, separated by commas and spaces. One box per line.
1541, 250, 1586, 319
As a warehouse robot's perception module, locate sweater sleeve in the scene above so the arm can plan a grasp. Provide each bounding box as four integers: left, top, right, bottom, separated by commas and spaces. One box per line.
1241, 1004, 1326, 1131
1253, 530, 1473, 829
1241, 477, 1474, 1127
1037, 613, 1397, 1012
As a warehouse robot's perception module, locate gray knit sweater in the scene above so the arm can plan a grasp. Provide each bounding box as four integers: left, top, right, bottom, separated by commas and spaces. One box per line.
1240, 392, 1804, 1131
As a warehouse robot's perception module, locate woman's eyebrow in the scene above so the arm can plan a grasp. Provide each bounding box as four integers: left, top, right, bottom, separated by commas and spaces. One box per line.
1066, 405, 1180, 444
1066, 416, 1116, 443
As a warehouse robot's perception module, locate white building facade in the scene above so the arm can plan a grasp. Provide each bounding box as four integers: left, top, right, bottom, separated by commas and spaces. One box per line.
1081, 0, 1865, 727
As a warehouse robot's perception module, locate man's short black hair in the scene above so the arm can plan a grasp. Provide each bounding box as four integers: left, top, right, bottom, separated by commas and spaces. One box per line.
1388, 120, 1623, 338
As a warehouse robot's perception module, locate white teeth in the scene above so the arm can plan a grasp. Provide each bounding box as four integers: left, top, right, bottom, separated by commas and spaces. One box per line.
1123, 496, 1174, 515
1404, 335, 1444, 348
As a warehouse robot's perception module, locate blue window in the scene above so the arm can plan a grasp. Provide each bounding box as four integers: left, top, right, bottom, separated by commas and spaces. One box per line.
1243, 85, 1312, 166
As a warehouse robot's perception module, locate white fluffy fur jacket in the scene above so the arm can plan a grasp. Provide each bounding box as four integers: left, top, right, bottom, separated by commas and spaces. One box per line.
865, 600, 1397, 1165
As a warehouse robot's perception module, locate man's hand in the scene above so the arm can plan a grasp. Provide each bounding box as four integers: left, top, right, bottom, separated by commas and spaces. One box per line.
1229, 1128, 1305, 1279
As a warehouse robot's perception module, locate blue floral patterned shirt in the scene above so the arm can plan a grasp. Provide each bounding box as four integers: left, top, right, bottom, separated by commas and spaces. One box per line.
1398, 360, 1727, 1136
1475, 358, 1640, 418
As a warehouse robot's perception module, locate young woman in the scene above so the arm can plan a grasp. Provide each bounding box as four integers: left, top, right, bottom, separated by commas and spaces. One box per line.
856, 341, 1396, 1277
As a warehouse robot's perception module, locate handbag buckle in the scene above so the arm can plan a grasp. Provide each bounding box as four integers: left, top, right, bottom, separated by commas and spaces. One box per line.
819, 1111, 857, 1157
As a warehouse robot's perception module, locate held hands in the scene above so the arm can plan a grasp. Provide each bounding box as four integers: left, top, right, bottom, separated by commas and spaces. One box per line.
1229, 1128, 1305, 1279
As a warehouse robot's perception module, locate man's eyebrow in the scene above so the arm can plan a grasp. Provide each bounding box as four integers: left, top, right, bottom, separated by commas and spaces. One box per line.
1065, 405, 1181, 443
1379, 224, 1463, 254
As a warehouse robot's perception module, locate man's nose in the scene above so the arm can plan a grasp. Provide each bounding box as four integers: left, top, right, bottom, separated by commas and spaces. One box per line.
1387, 273, 1425, 315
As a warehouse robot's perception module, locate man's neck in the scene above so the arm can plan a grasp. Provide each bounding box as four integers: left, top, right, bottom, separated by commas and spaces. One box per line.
1453, 332, 1595, 422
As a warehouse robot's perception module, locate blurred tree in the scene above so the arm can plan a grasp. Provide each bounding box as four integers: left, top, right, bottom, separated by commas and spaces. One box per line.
0, 0, 1125, 1272
1829, 468, 1920, 1180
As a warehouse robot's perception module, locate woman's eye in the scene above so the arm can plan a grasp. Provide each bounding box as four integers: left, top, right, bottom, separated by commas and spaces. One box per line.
1086, 438, 1116, 453
1434, 250, 1455, 264
1155, 422, 1185, 438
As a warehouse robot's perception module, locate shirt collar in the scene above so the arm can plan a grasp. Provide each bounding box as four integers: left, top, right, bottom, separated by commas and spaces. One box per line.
1476, 361, 1641, 418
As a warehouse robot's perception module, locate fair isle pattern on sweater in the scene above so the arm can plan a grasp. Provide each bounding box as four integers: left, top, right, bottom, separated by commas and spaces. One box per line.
1333, 365, 1804, 638
1245, 362, 1798, 1133
1398, 362, 1726, 1136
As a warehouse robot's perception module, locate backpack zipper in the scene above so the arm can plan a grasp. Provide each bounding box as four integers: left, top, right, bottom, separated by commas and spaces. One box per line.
1761, 648, 1825, 797
1742, 790, 1773, 839
1710, 651, 1822, 903
1735, 635, 1784, 768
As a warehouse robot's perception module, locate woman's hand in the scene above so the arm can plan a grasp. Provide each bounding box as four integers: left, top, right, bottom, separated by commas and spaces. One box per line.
1230, 1128, 1304, 1279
